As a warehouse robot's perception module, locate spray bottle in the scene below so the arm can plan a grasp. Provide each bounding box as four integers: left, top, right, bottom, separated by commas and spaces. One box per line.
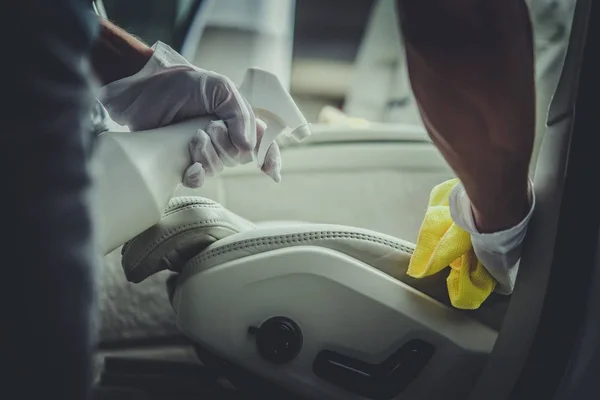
92, 68, 311, 254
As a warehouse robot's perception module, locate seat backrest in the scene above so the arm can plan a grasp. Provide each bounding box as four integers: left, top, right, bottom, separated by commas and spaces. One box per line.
469, 1, 591, 398
188, 0, 295, 88
342, 0, 422, 125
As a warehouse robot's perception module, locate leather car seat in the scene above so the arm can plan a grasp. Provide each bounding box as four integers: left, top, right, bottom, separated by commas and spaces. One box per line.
122, 196, 509, 331
120, 196, 508, 399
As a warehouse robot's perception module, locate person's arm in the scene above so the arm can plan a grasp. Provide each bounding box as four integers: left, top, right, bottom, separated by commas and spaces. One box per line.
466, 163, 531, 234
91, 18, 154, 86
396, 0, 536, 292
395, 0, 535, 233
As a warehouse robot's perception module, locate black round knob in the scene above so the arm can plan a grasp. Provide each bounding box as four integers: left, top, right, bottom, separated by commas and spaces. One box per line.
249, 317, 303, 364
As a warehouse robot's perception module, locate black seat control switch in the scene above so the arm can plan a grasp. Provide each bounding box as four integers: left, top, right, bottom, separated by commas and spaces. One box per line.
313, 339, 435, 399
248, 317, 303, 365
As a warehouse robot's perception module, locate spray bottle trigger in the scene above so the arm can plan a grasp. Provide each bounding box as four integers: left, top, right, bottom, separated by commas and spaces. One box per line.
254, 111, 286, 167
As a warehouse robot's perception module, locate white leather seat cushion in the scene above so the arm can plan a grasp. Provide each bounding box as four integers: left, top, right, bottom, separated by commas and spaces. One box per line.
179, 222, 416, 284
122, 197, 509, 330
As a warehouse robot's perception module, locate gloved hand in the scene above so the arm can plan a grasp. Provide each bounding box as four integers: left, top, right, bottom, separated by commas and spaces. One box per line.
99, 41, 281, 188
184, 117, 281, 187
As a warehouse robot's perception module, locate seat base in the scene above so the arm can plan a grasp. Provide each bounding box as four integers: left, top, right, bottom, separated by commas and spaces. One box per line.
173, 246, 497, 400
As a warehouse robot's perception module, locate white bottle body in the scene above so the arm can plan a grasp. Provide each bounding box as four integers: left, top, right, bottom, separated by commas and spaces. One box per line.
92, 117, 210, 254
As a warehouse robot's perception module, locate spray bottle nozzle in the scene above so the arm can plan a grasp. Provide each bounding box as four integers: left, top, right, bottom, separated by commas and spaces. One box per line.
239, 68, 311, 167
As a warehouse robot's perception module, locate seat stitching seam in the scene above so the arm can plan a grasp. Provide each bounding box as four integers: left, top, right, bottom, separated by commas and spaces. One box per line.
190, 232, 415, 267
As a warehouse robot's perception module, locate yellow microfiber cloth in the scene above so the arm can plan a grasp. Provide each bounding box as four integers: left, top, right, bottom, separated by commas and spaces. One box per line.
407, 178, 496, 309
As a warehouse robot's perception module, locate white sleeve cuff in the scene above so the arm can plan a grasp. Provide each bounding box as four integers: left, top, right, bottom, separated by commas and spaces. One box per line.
448, 181, 535, 294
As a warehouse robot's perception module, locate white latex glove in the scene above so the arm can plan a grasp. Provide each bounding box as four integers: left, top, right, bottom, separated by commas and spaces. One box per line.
99, 41, 281, 187
184, 118, 281, 187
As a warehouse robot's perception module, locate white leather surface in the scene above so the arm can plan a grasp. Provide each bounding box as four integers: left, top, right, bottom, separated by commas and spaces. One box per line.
191, 0, 294, 89
175, 141, 455, 242
122, 197, 510, 331
277, 123, 430, 146
343, 0, 422, 125
100, 197, 256, 344
122, 197, 255, 283
173, 245, 498, 400
180, 222, 415, 283
121, 197, 418, 286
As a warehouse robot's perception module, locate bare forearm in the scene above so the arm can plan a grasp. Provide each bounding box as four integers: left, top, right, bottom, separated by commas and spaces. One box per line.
91, 18, 153, 86
465, 166, 531, 233
396, 0, 535, 233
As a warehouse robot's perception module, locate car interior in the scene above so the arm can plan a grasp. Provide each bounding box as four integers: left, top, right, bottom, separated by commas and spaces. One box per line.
92, 0, 594, 399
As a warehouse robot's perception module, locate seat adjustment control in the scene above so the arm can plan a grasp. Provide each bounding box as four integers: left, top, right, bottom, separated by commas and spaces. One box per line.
248, 317, 303, 365
313, 339, 435, 399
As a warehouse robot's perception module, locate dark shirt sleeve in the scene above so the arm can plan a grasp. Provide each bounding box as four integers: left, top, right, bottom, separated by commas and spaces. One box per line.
2, 1, 99, 399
